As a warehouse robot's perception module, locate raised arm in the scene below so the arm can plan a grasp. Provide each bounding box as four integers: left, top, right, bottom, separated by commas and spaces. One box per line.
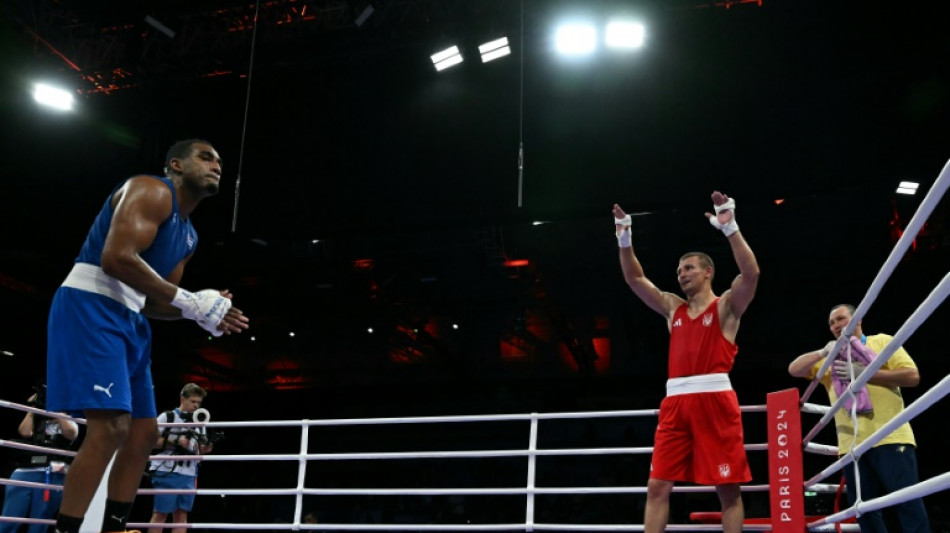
723, 230, 760, 317
613, 204, 683, 319
706, 192, 760, 320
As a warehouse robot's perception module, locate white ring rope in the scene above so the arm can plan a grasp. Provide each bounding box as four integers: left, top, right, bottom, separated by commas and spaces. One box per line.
0, 399, 85, 423
132, 442, 771, 463
808, 472, 950, 530
800, 402, 830, 415
1, 403, 772, 531
0, 438, 76, 459
804, 442, 839, 456
796, 158, 950, 531
805, 372, 950, 488
800, 157, 950, 406
802, 269, 950, 448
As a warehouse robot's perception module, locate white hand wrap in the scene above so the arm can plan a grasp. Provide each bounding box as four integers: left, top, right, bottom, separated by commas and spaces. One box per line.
614, 214, 632, 248
707, 198, 739, 237
172, 288, 232, 337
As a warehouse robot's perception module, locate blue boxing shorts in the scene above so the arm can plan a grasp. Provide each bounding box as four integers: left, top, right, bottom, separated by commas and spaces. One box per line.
46, 286, 157, 419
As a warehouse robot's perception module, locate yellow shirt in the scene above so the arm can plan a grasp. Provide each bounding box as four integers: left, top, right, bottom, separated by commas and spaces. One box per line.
809, 334, 917, 453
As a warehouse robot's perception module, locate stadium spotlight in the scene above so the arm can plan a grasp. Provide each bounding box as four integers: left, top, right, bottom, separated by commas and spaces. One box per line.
33, 83, 74, 111
555, 24, 597, 55
431, 45, 463, 71
896, 181, 919, 195
605, 21, 645, 49
479, 37, 511, 63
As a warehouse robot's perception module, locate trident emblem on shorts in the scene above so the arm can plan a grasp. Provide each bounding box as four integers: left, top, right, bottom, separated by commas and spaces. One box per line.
719, 464, 731, 478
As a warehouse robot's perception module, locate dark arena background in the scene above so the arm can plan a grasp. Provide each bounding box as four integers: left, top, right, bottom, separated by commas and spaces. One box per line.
1, 0, 949, 530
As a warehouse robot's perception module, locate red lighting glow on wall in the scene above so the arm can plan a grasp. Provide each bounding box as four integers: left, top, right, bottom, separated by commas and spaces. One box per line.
267, 374, 312, 390
557, 337, 611, 374
198, 347, 236, 369
353, 258, 375, 271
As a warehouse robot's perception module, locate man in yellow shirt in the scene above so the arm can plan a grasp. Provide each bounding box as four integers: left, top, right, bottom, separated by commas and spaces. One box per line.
788, 304, 929, 533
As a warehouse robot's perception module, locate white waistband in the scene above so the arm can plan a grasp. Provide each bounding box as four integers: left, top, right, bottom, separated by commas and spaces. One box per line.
666, 373, 732, 397
61, 263, 146, 312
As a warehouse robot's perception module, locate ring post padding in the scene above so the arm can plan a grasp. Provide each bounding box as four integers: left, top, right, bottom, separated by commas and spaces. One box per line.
767, 388, 804, 532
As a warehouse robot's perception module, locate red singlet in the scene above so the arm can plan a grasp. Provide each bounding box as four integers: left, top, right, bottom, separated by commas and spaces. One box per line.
650, 298, 751, 485
668, 298, 737, 378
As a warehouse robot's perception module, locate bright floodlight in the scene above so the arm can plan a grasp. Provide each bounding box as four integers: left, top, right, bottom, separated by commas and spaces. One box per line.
479, 37, 511, 63
897, 181, 919, 195
431, 45, 463, 71
555, 24, 596, 55
33, 83, 74, 111
606, 21, 645, 49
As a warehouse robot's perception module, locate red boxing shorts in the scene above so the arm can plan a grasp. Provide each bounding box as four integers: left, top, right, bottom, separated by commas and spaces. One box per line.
650, 389, 751, 485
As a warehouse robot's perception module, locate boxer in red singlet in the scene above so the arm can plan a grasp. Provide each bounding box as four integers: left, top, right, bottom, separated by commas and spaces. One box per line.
613, 191, 760, 533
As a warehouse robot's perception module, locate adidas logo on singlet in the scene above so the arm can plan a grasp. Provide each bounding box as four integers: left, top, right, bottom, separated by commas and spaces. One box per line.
672, 318, 682, 327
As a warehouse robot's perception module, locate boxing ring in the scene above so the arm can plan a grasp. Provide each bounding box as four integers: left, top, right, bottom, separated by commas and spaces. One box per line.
2, 160, 950, 531
0, 378, 947, 531
0, 401, 799, 531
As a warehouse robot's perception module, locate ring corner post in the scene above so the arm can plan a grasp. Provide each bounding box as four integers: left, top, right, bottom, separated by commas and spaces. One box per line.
766, 388, 805, 533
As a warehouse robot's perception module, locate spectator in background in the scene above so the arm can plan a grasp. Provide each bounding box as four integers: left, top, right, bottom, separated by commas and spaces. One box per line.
1, 384, 79, 533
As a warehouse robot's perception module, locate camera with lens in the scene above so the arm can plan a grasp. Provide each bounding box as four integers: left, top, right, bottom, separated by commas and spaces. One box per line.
178, 408, 224, 446
29, 382, 47, 410
175, 428, 225, 447
194, 430, 226, 447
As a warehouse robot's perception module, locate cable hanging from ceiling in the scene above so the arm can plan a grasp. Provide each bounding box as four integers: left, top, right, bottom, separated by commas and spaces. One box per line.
517, 0, 525, 208
231, 0, 262, 233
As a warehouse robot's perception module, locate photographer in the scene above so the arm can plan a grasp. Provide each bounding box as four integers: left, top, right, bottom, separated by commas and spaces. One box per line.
1, 384, 78, 533
147, 383, 217, 533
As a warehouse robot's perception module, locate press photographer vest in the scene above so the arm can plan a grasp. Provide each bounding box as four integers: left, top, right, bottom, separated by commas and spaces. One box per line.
150, 408, 204, 477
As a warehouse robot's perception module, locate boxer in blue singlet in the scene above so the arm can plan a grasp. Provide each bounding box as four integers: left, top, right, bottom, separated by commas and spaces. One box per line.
46, 139, 250, 533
